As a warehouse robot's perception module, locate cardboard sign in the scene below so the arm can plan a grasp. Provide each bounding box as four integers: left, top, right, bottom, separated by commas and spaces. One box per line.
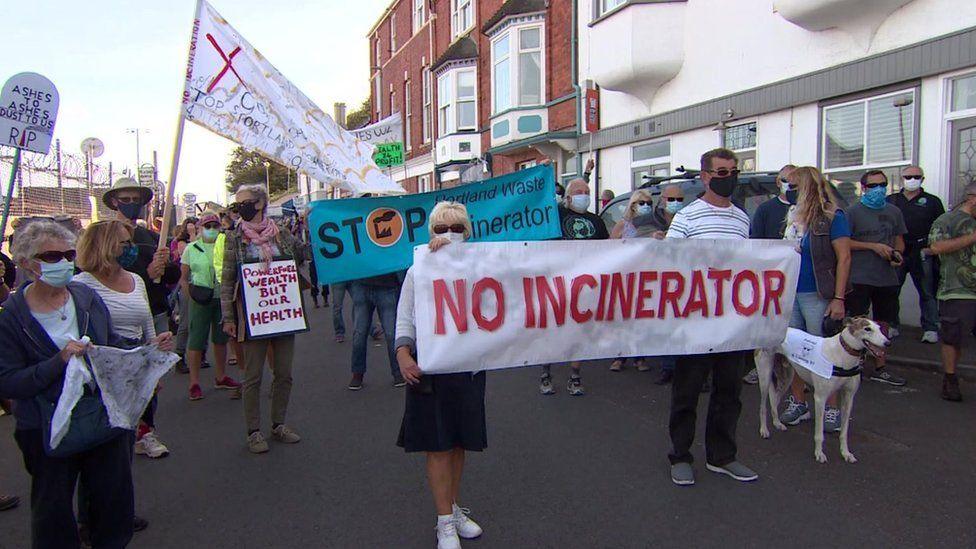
308, 164, 561, 284
240, 259, 309, 338
374, 142, 404, 168
411, 239, 800, 374
0, 72, 59, 154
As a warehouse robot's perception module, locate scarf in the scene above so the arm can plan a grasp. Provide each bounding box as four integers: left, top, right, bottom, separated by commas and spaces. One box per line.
240, 217, 280, 264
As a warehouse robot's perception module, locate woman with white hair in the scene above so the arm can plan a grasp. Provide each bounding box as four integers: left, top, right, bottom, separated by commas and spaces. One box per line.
396, 201, 486, 549
608, 189, 655, 372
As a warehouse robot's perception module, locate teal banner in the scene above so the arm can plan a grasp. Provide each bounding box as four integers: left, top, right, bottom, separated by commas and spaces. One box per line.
309, 165, 561, 284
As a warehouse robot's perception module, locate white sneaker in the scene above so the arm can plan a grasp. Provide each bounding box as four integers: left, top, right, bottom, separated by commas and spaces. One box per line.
436, 518, 461, 549
452, 504, 482, 539
921, 331, 939, 344
888, 327, 901, 339
134, 431, 170, 459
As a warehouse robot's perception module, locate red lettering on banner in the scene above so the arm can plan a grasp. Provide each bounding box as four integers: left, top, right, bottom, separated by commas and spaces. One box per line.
682, 270, 709, 318
658, 271, 686, 319
596, 274, 611, 321
570, 274, 597, 323
635, 271, 658, 319
732, 271, 760, 316
472, 278, 505, 332
522, 278, 536, 328
708, 269, 732, 316
606, 272, 636, 321
762, 270, 786, 315
535, 276, 567, 327
433, 279, 468, 335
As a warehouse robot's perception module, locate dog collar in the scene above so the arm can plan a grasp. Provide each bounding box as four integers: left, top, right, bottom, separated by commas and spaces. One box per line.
839, 335, 865, 360
832, 365, 862, 377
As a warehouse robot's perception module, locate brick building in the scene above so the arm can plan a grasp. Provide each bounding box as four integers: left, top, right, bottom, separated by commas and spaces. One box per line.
368, 0, 579, 192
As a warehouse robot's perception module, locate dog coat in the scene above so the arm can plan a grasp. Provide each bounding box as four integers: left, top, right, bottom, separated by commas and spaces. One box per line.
782, 328, 834, 380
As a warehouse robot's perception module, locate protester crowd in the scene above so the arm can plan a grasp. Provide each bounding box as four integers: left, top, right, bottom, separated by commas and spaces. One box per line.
0, 146, 971, 548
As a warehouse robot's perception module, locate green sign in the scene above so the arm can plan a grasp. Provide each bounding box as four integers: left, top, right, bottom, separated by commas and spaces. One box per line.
374, 142, 404, 168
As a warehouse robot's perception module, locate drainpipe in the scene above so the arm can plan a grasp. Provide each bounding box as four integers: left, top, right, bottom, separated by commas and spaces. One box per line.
571, 0, 584, 184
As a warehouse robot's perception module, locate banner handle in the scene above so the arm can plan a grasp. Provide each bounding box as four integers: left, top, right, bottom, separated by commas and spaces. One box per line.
0, 147, 22, 249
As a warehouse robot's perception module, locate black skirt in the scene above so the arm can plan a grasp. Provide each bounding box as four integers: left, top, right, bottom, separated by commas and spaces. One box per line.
397, 372, 487, 453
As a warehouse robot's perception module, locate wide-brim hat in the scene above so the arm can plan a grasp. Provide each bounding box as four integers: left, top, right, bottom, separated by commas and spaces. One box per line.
102, 177, 154, 211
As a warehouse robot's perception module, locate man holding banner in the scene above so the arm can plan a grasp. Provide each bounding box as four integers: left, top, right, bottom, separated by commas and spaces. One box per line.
666, 148, 759, 486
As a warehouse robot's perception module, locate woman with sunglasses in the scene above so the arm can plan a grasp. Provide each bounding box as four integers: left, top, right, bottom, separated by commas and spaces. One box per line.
182, 213, 239, 401
396, 202, 486, 549
0, 220, 169, 547
221, 185, 304, 454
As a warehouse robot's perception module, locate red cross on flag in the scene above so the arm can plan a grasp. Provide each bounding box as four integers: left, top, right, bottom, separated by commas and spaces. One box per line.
179, 0, 403, 195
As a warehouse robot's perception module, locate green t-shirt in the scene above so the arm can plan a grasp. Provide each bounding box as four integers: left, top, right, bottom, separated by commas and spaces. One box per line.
181, 239, 218, 289
929, 210, 976, 300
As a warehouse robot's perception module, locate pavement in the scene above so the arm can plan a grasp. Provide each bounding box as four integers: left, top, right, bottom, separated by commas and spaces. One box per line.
1, 303, 975, 548
886, 324, 976, 379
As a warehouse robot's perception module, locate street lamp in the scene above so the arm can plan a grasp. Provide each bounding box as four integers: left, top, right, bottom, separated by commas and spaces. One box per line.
263, 160, 271, 196
126, 128, 148, 172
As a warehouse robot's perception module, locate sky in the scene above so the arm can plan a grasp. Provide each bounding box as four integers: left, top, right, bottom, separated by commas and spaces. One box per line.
4, 0, 390, 204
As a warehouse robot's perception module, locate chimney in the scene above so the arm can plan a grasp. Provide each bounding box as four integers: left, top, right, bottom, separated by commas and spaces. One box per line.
334, 102, 347, 128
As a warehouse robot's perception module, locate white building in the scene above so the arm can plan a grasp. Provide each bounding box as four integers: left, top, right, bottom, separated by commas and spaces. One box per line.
578, 0, 976, 326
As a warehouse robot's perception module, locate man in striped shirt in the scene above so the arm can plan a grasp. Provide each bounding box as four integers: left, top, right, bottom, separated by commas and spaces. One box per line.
665, 148, 758, 486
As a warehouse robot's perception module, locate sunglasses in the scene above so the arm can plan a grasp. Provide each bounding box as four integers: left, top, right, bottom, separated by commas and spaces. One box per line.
779, 178, 791, 184
35, 250, 77, 263
707, 168, 740, 177
203, 223, 220, 230
635, 200, 652, 207
903, 175, 923, 180
432, 224, 466, 235
864, 183, 887, 189
664, 197, 683, 202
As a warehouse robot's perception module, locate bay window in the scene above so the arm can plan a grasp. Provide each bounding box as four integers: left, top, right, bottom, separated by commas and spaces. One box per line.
491, 25, 545, 114
437, 68, 477, 135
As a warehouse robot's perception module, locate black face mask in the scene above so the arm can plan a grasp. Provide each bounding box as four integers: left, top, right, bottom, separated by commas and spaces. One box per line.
118, 202, 144, 221
785, 189, 798, 205
238, 201, 259, 222
708, 174, 737, 198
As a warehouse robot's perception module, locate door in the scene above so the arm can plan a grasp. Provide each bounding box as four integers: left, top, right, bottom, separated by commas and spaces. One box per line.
950, 117, 976, 207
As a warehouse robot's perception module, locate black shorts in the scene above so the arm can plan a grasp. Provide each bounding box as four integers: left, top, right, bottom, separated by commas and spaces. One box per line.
938, 299, 976, 347
846, 284, 899, 325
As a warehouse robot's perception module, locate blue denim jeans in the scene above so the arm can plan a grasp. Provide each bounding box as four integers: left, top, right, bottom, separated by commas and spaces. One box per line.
331, 282, 347, 336
350, 282, 399, 376
790, 292, 829, 336
897, 249, 940, 332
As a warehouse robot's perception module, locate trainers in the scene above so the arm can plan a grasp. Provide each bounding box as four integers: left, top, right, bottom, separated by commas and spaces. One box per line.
654, 369, 673, 385
539, 373, 555, 395
921, 330, 939, 344
133, 515, 149, 532
568, 375, 585, 396
670, 462, 695, 486
609, 359, 623, 372
335, 334, 345, 343
435, 519, 461, 549
247, 431, 269, 454
452, 504, 483, 539
175, 358, 189, 374
214, 376, 241, 390
779, 394, 810, 425
0, 494, 18, 512
392, 374, 407, 388
942, 374, 962, 402
188, 384, 203, 401
636, 360, 651, 372
348, 373, 364, 391
135, 431, 170, 459
229, 387, 242, 400
824, 406, 842, 433
869, 368, 906, 386
271, 424, 301, 444
707, 461, 759, 482
742, 367, 759, 385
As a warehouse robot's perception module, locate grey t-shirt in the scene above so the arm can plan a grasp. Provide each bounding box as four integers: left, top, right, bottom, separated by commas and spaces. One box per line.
846, 202, 907, 287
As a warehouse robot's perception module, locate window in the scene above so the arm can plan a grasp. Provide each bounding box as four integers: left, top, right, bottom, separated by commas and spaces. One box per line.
491, 25, 545, 114
405, 81, 412, 151
422, 68, 432, 143
390, 13, 397, 52
451, 0, 473, 39
419, 174, 432, 193
437, 69, 477, 135
822, 89, 916, 189
630, 139, 671, 189
950, 73, 976, 113
373, 75, 382, 119
597, 0, 626, 17
413, 0, 426, 34
374, 38, 381, 67
725, 122, 757, 171
517, 160, 538, 171
390, 89, 397, 117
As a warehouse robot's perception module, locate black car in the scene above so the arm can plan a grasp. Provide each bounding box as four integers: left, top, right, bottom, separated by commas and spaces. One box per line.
599, 171, 783, 232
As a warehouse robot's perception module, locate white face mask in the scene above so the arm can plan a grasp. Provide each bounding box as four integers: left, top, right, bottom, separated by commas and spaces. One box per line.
570, 194, 590, 212
443, 231, 466, 244
903, 178, 922, 192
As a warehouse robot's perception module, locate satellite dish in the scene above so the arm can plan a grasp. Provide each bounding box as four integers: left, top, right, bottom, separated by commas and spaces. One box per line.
80, 137, 105, 158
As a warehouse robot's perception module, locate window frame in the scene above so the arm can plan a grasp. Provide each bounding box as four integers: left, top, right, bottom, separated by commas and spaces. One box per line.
948, 71, 976, 116
630, 138, 671, 190
374, 37, 382, 67
404, 80, 412, 152
413, 0, 426, 35
390, 12, 397, 52
451, 0, 473, 39
436, 68, 477, 136
490, 23, 546, 115
418, 174, 432, 194
597, 0, 627, 17
422, 67, 432, 143
373, 75, 382, 120
724, 121, 758, 171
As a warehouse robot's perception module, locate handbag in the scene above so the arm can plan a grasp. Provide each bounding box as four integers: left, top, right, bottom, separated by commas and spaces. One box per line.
188, 242, 217, 304
35, 389, 125, 458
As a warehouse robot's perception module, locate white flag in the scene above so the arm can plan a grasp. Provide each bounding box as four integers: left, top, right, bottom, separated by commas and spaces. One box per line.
181, 0, 403, 195
352, 112, 403, 146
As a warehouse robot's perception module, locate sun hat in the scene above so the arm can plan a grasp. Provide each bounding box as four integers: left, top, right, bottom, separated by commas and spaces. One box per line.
102, 177, 154, 211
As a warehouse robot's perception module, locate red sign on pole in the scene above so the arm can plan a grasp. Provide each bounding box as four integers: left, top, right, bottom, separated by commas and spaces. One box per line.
585, 88, 600, 133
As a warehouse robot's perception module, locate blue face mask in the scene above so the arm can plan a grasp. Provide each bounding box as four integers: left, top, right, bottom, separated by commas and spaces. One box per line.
635, 204, 652, 216
665, 200, 684, 214
860, 185, 888, 209
39, 259, 75, 288
202, 228, 219, 242
116, 243, 139, 269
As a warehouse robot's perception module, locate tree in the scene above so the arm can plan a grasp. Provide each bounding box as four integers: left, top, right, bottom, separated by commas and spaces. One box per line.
225, 147, 294, 198
345, 98, 371, 130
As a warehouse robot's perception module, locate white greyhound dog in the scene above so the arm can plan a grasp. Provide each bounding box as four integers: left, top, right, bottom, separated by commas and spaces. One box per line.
755, 317, 891, 464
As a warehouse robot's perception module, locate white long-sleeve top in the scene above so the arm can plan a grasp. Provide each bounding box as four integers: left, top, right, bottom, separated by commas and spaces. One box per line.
394, 267, 417, 355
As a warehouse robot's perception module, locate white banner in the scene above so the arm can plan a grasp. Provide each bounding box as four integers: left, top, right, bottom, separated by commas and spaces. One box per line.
181, 0, 402, 195
241, 259, 308, 338
413, 240, 800, 374
352, 112, 403, 146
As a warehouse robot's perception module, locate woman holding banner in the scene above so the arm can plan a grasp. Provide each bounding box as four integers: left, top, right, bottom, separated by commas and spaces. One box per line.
221, 185, 304, 454
395, 202, 485, 549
